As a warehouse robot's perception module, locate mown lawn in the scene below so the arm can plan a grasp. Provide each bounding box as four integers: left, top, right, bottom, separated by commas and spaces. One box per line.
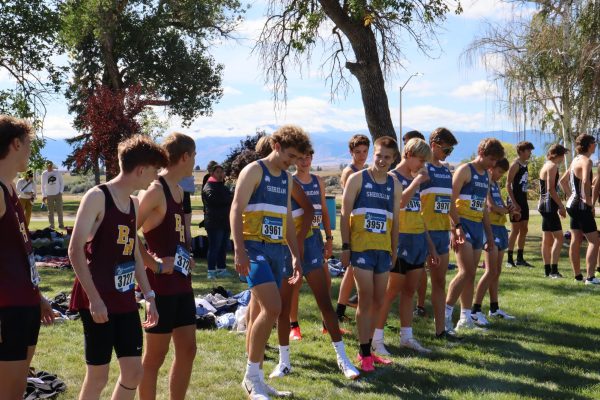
29, 215, 600, 399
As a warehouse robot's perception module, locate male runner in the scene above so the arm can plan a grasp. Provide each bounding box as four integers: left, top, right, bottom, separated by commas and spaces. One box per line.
341, 136, 401, 371
69, 135, 166, 400
137, 133, 197, 400
445, 138, 504, 331
506, 141, 534, 267
0, 116, 54, 398
231, 125, 309, 399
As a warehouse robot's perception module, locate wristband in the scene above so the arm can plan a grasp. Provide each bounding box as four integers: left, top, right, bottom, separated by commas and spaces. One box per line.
156, 261, 163, 274
144, 290, 156, 300
325, 235, 334, 241
342, 242, 350, 251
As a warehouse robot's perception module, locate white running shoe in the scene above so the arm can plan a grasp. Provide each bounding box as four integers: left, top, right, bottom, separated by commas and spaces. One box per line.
400, 337, 432, 354
262, 381, 292, 398
455, 317, 486, 332
472, 312, 490, 326
269, 363, 292, 379
488, 309, 516, 319
242, 375, 270, 400
585, 277, 600, 285
337, 356, 360, 380
370, 339, 391, 356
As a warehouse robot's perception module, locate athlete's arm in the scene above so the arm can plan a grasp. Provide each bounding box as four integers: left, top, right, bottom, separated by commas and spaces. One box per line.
291, 179, 314, 258
390, 177, 402, 269
230, 162, 261, 276
582, 158, 593, 206
68, 188, 108, 323
286, 173, 303, 284
548, 164, 566, 216
318, 176, 333, 258
136, 183, 172, 274
449, 164, 469, 247
486, 186, 507, 215
340, 166, 352, 189
340, 172, 361, 268
482, 174, 495, 251
593, 165, 600, 206
506, 161, 520, 211
0, 185, 6, 218
398, 169, 428, 208
424, 230, 439, 267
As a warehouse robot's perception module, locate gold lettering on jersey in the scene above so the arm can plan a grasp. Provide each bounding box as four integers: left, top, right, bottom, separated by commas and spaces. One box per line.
117, 225, 135, 256
175, 214, 185, 242
17, 213, 28, 243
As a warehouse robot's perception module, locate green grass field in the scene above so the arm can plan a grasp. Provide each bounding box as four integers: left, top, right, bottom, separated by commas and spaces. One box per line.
29, 215, 600, 399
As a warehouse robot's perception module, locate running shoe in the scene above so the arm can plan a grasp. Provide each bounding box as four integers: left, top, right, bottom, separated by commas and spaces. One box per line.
455, 317, 486, 332
357, 354, 375, 372
269, 363, 292, 379
505, 260, 516, 268
207, 270, 218, 280
337, 356, 360, 380
584, 277, 600, 285
370, 339, 391, 356
550, 272, 563, 279
447, 263, 457, 270
289, 326, 302, 341
435, 330, 462, 342
400, 337, 432, 354
262, 381, 292, 398
371, 353, 393, 365
413, 306, 427, 318
515, 260, 534, 268
488, 309, 516, 319
322, 326, 351, 335
217, 269, 234, 278
347, 294, 358, 308
471, 311, 490, 326
242, 375, 270, 400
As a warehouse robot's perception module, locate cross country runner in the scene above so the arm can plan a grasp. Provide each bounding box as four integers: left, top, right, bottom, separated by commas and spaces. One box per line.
68, 135, 167, 400
445, 138, 504, 331
136, 133, 197, 400
0, 115, 54, 399
341, 136, 401, 372
231, 125, 309, 399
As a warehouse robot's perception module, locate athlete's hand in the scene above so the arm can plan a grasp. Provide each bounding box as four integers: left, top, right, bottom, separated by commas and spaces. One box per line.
484, 237, 495, 252
324, 238, 333, 259
341, 249, 350, 269
189, 257, 196, 271
89, 299, 109, 323
142, 298, 159, 329
288, 257, 303, 285
511, 210, 521, 221
428, 250, 440, 268
559, 205, 566, 218
414, 168, 430, 184
40, 297, 54, 325
235, 250, 250, 276
160, 257, 175, 275
452, 228, 465, 251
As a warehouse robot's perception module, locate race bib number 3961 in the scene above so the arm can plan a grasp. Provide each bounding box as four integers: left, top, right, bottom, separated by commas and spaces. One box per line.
174, 245, 191, 276
262, 216, 283, 240
114, 261, 135, 292
364, 212, 387, 234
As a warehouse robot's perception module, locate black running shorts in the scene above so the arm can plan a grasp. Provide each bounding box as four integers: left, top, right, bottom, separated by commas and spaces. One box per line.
144, 292, 196, 334
540, 211, 562, 232
182, 192, 192, 214
567, 207, 597, 234
80, 309, 143, 365
0, 306, 41, 361
390, 258, 424, 275
511, 197, 529, 222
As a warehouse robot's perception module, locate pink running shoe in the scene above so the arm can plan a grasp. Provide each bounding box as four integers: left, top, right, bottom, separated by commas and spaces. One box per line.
289, 326, 302, 341
357, 354, 375, 372
371, 353, 393, 365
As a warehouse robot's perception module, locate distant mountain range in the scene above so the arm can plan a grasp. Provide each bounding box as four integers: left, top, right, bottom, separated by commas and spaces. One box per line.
41, 129, 558, 170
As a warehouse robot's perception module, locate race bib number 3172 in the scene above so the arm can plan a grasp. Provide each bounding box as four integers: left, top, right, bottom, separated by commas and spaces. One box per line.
262, 216, 283, 240
114, 261, 135, 292
364, 212, 387, 234
174, 245, 191, 276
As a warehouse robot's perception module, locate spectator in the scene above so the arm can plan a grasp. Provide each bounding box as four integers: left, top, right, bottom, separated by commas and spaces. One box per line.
16, 170, 36, 226
201, 163, 233, 279
202, 160, 218, 190
41, 161, 64, 229
179, 174, 195, 248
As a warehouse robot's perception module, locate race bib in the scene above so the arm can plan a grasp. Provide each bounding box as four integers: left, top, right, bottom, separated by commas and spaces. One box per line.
262, 216, 283, 240
29, 253, 40, 287
174, 245, 191, 276
312, 213, 323, 228
434, 195, 450, 214
364, 212, 387, 234
114, 261, 135, 292
470, 196, 485, 212
406, 198, 421, 212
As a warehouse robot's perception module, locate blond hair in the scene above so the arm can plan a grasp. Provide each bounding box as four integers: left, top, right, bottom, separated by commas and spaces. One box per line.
403, 138, 432, 161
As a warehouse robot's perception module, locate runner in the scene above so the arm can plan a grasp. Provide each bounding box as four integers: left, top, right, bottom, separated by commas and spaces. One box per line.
0, 116, 54, 399
231, 125, 309, 399
538, 144, 567, 278
445, 138, 504, 332
372, 138, 438, 355
402, 130, 425, 146
341, 136, 401, 371
336, 134, 370, 322
137, 133, 197, 400
471, 158, 517, 325
417, 127, 459, 337
506, 141, 535, 268
68, 135, 166, 400
564, 134, 600, 284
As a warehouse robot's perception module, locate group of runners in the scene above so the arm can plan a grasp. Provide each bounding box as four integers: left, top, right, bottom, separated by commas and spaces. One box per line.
1, 114, 599, 400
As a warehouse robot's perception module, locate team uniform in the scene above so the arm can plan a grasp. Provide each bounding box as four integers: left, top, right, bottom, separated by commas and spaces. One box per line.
509, 162, 529, 222
489, 181, 509, 251
349, 170, 394, 274
391, 170, 426, 273
69, 185, 142, 365
566, 156, 597, 234
456, 164, 490, 250
538, 166, 562, 232
143, 177, 195, 333
0, 182, 41, 361
242, 160, 288, 288
292, 174, 324, 276
420, 163, 452, 255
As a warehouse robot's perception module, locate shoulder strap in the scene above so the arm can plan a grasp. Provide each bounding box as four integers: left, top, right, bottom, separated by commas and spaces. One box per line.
159, 176, 173, 202
98, 184, 114, 211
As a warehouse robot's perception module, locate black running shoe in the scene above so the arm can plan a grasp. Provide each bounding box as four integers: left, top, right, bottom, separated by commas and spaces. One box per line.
435, 330, 463, 342
515, 260, 534, 268
506, 260, 517, 268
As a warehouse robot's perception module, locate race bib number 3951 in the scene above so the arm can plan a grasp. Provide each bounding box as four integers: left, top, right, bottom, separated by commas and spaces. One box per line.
364, 212, 387, 234
262, 216, 283, 240
470, 196, 485, 212
114, 261, 135, 292
312, 213, 323, 228
434, 195, 450, 214
174, 245, 191, 276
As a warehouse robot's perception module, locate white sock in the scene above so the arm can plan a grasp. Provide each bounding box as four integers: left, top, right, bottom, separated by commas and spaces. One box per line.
373, 328, 385, 342
279, 345, 290, 365
400, 327, 413, 341
332, 340, 347, 359
461, 309, 471, 320
246, 361, 260, 378
445, 304, 454, 319
258, 369, 265, 382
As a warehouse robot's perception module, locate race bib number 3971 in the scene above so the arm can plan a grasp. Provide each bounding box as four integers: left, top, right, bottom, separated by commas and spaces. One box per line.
114, 261, 135, 292
262, 216, 283, 240
364, 212, 387, 234
174, 245, 191, 276
434, 195, 450, 214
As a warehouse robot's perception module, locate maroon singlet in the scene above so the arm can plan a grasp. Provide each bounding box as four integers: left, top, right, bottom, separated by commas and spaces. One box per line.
144, 177, 192, 296
69, 185, 138, 314
0, 181, 39, 307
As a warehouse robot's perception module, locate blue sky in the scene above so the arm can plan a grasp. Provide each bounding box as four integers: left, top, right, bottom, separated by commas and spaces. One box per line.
1, 0, 534, 140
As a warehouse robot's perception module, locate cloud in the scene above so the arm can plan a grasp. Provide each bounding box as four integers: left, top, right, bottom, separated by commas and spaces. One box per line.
40, 115, 77, 139
450, 80, 497, 99
223, 86, 242, 96
402, 105, 490, 131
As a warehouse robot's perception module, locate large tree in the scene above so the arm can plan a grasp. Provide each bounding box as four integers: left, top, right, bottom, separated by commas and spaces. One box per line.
61, 0, 244, 180
256, 0, 461, 141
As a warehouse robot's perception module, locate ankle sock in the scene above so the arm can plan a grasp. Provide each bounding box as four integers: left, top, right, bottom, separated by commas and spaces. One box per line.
279, 345, 290, 365
336, 304, 347, 319
290, 321, 299, 329
246, 361, 260, 378
471, 304, 482, 314
445, 304, 454, 319
551, 264, 558, 275
507, 250, 514, 263
517, 249, 524, 262
460, 308, 471, 320
373, 328, 384, 342
544, 264, 551, 276
360, 343, 371, 357
332, 340, 347, 358
575, 274, 584, 281
400, 327, 413, 341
